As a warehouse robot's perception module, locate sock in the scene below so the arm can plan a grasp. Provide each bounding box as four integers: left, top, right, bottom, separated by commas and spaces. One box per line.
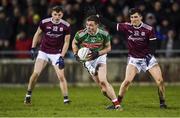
64, 96, 69, 102
118, 95, 123, 104
26, 90, 32, 97
112, 98, 120, 108
102, 91, 111, 100
160, 99, 165, 105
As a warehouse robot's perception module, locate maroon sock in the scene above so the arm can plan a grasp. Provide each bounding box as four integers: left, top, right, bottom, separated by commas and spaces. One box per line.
112, 99, 120, 108
118, 95, 123, 104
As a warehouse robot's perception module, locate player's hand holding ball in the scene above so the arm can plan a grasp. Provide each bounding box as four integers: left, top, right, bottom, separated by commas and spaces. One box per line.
87, 50, 99, 61
56, 56, 64, 69
77, 47, 99, 61
77, 47, 91, 61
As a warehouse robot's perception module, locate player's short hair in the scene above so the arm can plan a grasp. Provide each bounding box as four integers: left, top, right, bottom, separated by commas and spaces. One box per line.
86, 15, 100, 24
51, 5, 63, 13
129, 8, 142, 16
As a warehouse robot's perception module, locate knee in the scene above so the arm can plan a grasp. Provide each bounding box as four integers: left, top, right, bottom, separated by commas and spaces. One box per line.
156, 78, 164, 86
33, 70, 41, 76
99, 80, 108, 88
58, 75, 66, 82
31, 72, 39, 78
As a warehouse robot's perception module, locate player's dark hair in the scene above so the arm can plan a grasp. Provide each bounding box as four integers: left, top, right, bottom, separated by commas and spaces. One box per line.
129, 8, 142, 16
86, 15, 100, 24
51, 5, 63, 13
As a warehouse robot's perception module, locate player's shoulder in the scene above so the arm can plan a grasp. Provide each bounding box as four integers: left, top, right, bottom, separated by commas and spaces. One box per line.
98, 28, 109, 36
60, 19, 70, 27
76, 29, 88, 38
142, 23, 153, 31
41, 17, 51, 24
124, 22, 132, 26
118, 22, 131, 26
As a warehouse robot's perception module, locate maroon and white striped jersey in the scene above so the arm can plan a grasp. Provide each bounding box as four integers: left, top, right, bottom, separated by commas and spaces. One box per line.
117, 22, 156, 58
39, 17, 70, 54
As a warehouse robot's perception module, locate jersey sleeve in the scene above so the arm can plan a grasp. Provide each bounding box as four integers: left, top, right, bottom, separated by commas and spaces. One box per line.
39, 20, 45, 31
117, 23, 128, 32
149, 27, 157, 40
74, 32, 80, 42
65, 25, 71, 35
104, 32, 111, 44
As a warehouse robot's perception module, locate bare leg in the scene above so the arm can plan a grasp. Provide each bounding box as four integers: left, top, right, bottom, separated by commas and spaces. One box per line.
118, 64, 138, 103
27, 59, 47, 91
54, 66, 70, 103
24, 59, 47, 104
97, 64, 117, 100
148, 64, 167, 108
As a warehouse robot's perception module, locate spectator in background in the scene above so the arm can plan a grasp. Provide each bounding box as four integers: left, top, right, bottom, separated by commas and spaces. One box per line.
38, 0, 48, 18
170, 2, 180, 32
15, 31, 32, 58
161, 29, 179, 57
109, 34, 126, 57
145, 13, 156, 26
0, 8, 12, 50
16, 15, 28, 34
165, 30, 175, 58
27, 14, 40, 39
152, 1, 164, 25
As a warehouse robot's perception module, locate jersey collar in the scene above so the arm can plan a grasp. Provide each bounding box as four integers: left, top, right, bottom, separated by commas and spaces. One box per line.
51, 17, 61, 24
89, 28, 99, 36
133, 22, 143, 29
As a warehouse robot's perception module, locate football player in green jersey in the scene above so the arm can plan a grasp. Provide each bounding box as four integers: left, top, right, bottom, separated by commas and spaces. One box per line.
72, 15, 121, 110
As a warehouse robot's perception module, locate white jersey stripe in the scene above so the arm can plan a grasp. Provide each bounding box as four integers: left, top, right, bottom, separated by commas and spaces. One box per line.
149, 38, 156, 40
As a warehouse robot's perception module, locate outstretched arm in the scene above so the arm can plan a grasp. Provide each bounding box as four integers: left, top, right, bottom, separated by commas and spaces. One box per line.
97, 15, 117, 30
86, 6, 117, 30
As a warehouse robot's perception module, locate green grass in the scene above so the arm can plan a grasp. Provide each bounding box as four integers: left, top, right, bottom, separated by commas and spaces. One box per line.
0, 85, 180, 117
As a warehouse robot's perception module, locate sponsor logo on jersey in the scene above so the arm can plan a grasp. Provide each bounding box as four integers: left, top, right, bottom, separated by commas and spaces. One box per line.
59, 27, 63, 31
128, 35, 144, 41
141, 32, 145, 36
46, 32, 63, 38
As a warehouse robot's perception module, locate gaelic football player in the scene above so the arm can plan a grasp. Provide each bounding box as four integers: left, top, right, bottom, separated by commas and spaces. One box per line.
24, 6, 71, 105
97, 8, 167, 109
72, 15, 121, 110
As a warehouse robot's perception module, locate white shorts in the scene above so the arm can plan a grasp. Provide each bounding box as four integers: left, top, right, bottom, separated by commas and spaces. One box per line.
128, 55, 158, 73
36, 51, 60, 66
84, 54, 107, 70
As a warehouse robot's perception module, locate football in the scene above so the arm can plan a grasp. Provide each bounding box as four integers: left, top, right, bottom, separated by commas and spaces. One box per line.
77, 47, 90, 61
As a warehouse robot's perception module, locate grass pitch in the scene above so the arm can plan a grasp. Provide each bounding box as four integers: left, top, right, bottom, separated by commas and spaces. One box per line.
0, 85, 180, 117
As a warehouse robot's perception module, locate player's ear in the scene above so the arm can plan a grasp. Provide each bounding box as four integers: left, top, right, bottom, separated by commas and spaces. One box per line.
60, 12, 64, 18
140, 15, 142, 20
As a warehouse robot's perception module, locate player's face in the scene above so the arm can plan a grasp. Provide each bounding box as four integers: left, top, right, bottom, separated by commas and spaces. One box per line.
130, 13, 142, 27
86, 21, 98, 35
51, 11, 63, 23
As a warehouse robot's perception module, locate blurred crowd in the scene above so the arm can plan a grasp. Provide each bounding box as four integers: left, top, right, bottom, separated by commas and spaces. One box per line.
0, 0, 180, 58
